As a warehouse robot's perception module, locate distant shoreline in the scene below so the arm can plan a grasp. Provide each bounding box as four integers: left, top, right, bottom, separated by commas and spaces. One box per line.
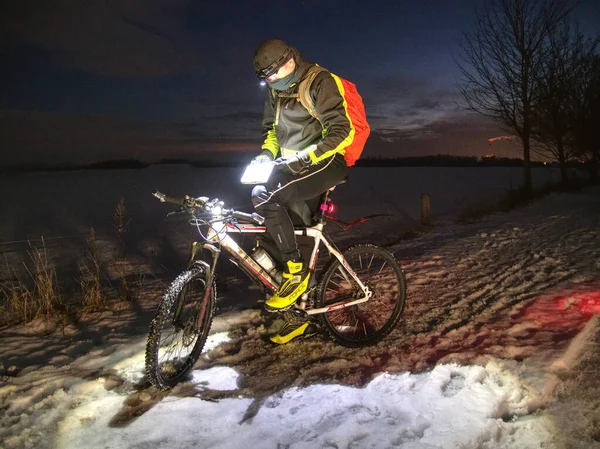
0, 155, 581, 173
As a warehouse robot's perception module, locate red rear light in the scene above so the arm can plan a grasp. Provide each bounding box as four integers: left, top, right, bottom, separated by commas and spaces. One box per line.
320, 202, 336, 214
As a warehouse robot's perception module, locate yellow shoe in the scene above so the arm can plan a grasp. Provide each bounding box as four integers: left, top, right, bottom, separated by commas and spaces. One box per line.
270, 321, 317, 344
265, 260, 310, 311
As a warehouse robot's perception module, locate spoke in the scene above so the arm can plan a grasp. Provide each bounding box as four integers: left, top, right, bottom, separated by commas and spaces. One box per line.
370, 310, 385, 329
160, 340, 179, 366
328, 279, 344, 290
353, 317, 359, 334
322, 249, 403, 341
335, 266, 352, 283
166, 333, 184, 358
158, 288, 201, 377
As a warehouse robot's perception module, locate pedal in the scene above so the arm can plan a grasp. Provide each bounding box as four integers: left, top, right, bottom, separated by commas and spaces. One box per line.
283, 309, 308, 324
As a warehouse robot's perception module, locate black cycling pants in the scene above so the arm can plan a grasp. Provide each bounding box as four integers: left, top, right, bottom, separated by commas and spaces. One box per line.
251, 153, 347, 262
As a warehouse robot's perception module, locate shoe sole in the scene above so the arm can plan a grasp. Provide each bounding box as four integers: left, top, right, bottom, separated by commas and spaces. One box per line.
270, 324, 318, 344
264, 303, 293, 312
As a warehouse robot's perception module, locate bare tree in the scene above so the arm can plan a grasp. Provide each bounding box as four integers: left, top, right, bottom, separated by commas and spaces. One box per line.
570, 53, 600, 180
531, 22, 598, 186
457, 0, 573, 197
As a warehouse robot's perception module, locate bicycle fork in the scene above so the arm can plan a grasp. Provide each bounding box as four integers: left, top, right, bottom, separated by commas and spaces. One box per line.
172, 241, 221, 327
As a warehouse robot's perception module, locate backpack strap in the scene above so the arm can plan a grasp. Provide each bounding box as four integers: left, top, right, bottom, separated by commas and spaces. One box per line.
297, 64, 327, 120
273, 64, 327, 125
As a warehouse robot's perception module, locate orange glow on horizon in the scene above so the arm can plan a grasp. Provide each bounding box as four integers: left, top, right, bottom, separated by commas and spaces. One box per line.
488, 135, 515, 143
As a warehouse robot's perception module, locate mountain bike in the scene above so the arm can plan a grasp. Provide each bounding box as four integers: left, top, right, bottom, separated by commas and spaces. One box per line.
145, 182, 407, 390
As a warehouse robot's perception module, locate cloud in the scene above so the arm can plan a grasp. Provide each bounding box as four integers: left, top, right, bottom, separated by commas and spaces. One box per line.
0, 109, 259, 166
363, 73, 466, 140
363, 113, 521, 159
392, 109, 422, 118
368, 76, 430, 101
0, 0, 203, 77
0, 108, 522, 167
411, 98, 442, 110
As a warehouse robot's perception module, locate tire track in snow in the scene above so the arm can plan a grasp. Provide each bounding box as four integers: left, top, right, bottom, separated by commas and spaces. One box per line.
393, 191, 600, 366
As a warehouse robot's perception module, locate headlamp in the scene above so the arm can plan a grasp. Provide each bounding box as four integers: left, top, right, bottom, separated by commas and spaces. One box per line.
255, 47, 293, 80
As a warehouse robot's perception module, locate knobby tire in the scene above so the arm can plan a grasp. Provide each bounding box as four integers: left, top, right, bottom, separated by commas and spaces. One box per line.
145, 267, 216, 390
316, 244, 406, 347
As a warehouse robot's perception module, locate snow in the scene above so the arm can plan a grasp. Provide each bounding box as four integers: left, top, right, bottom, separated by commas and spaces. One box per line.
51, 362, 559, 449
1, 168, 599, 449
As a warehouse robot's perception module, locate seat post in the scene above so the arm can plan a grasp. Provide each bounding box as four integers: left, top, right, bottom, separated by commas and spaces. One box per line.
309, 178, 345, 225
313, 189, 333, 224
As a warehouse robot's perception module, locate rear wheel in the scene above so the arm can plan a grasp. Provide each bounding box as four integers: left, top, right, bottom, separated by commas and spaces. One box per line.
145, 267, 216, 390
315, 244, 406, 347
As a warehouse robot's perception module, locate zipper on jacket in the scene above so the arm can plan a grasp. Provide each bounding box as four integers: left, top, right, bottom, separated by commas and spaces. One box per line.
278, 97, 289, 146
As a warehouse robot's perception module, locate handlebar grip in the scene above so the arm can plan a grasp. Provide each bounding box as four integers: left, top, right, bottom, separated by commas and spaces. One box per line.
232, 211, 265, 225
252, 213, 265, 225
232, 211, 253, 221
152, 190, 185, 206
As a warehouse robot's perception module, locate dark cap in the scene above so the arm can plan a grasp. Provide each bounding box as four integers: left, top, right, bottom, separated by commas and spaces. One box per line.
253, 39, 295, 79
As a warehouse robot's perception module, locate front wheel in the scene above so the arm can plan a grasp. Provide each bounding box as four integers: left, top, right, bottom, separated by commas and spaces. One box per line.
315, 244, 406, 347
145, 267, 216, 390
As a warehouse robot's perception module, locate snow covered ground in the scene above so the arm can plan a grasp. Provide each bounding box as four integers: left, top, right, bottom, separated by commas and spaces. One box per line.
1, 170, 599, 449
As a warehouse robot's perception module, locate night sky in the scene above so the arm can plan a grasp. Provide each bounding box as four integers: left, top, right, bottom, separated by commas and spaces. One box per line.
1, 0, 599, 167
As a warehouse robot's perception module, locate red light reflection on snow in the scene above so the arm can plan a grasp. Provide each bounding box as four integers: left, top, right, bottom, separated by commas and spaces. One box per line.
520, 288, 600, 331
559, 292, 600, 317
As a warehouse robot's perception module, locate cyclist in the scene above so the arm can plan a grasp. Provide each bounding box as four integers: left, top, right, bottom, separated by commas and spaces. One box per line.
251, 38, 360, 344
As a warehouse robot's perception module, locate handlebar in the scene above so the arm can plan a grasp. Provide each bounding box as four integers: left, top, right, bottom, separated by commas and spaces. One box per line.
153, 190, 183, 205
231, 210, 260, 223
152, 190, 264, 225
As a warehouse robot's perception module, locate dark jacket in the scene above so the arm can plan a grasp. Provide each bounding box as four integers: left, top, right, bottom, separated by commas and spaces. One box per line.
261, 57, 355, 164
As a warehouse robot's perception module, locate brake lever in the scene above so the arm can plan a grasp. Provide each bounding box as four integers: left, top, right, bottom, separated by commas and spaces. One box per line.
166, 207, 188, 218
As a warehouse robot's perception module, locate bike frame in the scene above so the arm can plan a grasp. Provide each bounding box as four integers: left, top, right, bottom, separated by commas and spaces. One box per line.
188, 219, 372, 316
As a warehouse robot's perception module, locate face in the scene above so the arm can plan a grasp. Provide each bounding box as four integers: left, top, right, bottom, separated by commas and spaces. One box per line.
266, 58, 296, 82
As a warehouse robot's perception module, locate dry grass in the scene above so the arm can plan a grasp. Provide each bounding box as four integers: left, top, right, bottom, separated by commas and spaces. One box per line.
1, 202, 150, 327
117, 262, 132, 303
25, 238, 62, 322
1, 238, 64, 326
1, 280, 36, 323
79, 228, 108, 314
114, 197, 130, 260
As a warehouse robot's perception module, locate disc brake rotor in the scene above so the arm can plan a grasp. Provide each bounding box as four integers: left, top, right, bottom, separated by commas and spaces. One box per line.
181, 313, 199, 346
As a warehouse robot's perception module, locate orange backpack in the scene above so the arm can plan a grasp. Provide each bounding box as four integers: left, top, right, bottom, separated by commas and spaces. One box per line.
297, 65, 370, 167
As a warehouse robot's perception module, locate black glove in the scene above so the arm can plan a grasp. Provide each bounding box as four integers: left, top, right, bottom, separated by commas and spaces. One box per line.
251, 150, 274, 165
274, 150, 312, 174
